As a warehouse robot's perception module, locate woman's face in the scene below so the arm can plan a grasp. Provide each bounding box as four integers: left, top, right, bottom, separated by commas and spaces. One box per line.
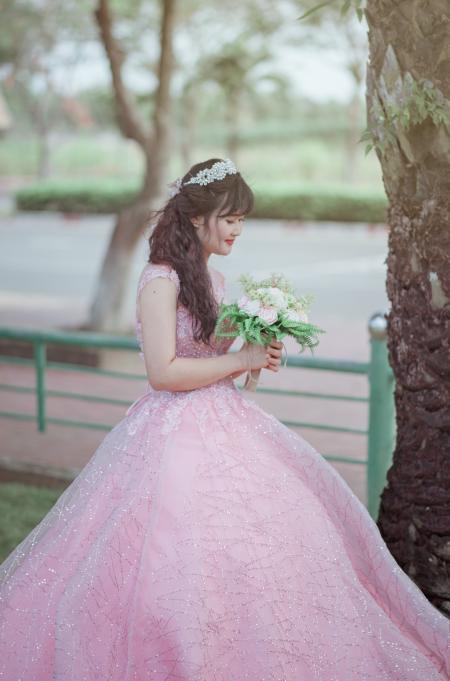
192, 206, 245, 260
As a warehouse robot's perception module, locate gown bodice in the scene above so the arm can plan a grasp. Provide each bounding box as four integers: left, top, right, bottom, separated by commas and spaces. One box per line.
130, 262, 238, 410
134, 262, 235, 361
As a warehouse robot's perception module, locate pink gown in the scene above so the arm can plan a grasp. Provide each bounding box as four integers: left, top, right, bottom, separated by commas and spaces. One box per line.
0, 262, 449, 681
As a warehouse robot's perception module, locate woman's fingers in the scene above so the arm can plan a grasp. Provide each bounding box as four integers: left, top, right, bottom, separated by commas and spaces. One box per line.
269, 340, 283, 348
266, 345, 282, 358
265, 341, 282, 371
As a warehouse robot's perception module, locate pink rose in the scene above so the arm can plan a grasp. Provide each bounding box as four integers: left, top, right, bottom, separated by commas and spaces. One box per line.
237, 295, 250, 310
258, 306, 278, 325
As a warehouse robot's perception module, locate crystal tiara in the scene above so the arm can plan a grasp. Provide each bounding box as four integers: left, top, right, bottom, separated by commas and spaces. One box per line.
167, 159, 238, 197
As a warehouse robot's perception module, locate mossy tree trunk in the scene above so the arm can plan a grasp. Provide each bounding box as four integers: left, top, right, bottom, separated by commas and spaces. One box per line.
364, 0, 450, 615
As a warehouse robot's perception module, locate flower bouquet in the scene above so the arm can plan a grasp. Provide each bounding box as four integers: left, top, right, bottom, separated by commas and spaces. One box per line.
214, 272, 325, 391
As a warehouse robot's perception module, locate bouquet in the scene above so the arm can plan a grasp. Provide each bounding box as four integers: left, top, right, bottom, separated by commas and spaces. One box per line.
214, 272, 325, 391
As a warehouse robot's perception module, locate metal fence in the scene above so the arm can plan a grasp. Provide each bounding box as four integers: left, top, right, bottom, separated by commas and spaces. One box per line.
0, 313, 395, 519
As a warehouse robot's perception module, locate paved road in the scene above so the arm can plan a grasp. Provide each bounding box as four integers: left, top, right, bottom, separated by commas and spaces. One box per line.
0, 210, 389, 360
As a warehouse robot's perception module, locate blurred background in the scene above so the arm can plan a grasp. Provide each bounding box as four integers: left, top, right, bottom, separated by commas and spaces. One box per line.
0, 0, 392, 555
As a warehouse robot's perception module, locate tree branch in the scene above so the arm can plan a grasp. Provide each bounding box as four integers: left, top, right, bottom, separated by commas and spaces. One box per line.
94, 0, 149, 148
147, 0, 177, 162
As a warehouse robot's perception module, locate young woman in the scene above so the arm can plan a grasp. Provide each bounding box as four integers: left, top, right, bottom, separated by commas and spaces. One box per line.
0, 158, 448, 680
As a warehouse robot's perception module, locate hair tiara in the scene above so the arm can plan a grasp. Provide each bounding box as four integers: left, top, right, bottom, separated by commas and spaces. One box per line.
167, 158, 238, 198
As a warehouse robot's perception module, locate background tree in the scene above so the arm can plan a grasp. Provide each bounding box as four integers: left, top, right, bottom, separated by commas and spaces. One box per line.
174, 1, 289, 165
0, 0, 92, 177
291, 1, 368, 182
86, 0, 177, 332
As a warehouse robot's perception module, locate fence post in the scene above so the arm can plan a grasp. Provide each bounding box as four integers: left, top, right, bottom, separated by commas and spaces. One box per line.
34, 340, 46, 432
367, 312, 396, 520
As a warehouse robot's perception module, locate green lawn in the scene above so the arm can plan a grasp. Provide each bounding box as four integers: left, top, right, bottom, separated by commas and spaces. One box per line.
0, 482, 63, 564
0, 131, 383, 190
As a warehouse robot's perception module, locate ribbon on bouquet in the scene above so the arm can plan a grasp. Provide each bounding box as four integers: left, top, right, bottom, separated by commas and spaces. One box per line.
242, 337, 289, 392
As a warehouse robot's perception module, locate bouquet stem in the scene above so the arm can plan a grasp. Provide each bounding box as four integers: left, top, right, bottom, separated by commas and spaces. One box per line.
243, 368, 261, 392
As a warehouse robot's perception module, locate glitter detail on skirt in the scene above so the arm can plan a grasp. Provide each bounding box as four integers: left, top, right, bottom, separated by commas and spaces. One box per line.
0, 263, 449, 680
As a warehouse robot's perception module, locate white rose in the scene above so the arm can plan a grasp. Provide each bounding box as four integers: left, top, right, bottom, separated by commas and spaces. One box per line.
258, 306, 278, 324
266, 287, 288, 309
284, 309, 300, 322
237, 295, 250, 310
244, 298, 262, 316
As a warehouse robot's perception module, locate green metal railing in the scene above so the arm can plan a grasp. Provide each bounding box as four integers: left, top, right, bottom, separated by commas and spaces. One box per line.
0, 313, 395, 519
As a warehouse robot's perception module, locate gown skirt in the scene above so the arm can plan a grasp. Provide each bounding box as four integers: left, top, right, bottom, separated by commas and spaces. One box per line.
0, 375, 449, 681
0, 263, 450, 681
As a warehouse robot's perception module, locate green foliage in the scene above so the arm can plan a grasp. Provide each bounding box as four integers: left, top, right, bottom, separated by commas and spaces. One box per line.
215, 271, 325, 354
251, 184, 387, 223
297, 0, 366, 24
215, 303, 325, 352
0, 482, 62, 563
15, 179, 140, 213
15, 179, 388, 223
359, 76, 450, 157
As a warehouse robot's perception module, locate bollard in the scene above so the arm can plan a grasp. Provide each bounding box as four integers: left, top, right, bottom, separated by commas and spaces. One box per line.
367, 312, 396, 519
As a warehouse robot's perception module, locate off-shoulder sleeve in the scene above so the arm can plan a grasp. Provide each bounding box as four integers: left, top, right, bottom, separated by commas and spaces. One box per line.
137, 263, 180, 301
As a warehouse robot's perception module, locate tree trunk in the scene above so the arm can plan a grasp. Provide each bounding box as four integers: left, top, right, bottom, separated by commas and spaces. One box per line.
37, 128, 51, 179
87, 0, 177, 332
85, 197, 156, 332
225, 86, 241, 162
180, 85, 197, 169
343, 90, 361, 183
365, 0, 450, 615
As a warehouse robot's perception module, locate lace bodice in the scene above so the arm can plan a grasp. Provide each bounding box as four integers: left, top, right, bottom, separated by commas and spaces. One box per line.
135, 262, 235, 362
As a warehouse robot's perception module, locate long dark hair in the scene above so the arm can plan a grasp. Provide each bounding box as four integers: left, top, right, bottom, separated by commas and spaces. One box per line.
147, 158, 254, 345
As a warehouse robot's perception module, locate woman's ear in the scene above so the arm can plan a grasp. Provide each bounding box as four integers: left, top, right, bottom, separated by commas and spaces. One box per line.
190, 215, 205, 229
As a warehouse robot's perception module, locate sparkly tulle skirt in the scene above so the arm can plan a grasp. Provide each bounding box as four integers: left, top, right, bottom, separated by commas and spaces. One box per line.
0, 377, 449, 680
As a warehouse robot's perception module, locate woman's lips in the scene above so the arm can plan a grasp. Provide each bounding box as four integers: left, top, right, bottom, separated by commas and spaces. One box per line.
225, 239, 234, 245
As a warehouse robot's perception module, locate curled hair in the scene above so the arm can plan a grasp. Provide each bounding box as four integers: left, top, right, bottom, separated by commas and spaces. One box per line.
147, 158, 254, 345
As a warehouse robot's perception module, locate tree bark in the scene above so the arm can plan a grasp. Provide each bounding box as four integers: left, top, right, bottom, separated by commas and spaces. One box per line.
225, 86, 241, 163
365, 0, 450, 615
87, 0, 177, 332
180, 83, 197, 169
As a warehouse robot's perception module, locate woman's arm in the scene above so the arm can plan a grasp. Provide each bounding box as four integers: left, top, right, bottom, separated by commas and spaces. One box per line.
140, 277, 247, 391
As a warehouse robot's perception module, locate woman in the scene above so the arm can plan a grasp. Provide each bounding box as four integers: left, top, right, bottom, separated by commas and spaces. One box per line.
0, 158, 448, 680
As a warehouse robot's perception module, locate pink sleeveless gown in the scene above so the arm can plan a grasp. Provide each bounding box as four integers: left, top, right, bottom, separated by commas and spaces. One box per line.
0, 262, 448, 681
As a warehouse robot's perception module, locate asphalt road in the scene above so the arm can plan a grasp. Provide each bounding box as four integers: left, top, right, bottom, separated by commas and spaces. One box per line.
0, 210, 389, 361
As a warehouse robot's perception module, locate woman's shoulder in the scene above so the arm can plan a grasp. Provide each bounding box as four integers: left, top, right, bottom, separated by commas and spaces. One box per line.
137, 261, 180, 297
209, 266, 225, 287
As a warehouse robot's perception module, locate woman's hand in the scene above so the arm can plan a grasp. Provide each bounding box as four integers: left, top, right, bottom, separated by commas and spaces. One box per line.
264, 339, 283, 372
238, 339, 283, 373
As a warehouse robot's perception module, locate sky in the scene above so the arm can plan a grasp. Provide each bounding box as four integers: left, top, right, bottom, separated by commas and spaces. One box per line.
58, 41, 361, 104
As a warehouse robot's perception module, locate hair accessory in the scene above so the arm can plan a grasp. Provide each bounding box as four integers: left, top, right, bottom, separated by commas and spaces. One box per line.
167, 158, 238, 197
184, 158, 238, 187
167, 177, 183, 198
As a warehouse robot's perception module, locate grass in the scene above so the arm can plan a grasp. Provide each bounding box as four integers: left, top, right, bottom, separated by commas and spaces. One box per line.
0, 130, 383, 189
0, 482, 63, 564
